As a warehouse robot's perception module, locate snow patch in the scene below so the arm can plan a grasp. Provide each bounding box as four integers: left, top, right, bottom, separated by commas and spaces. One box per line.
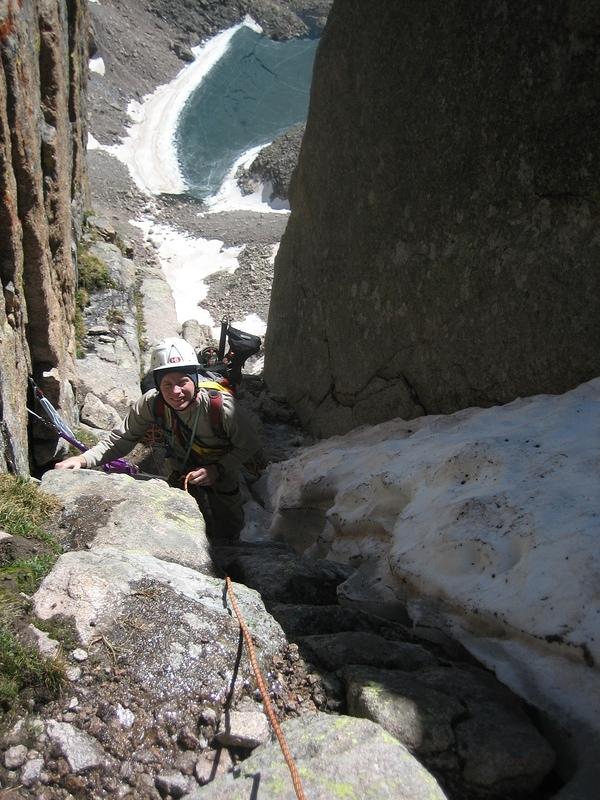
87, 133, 102, 151
89, 57, 105, 76
263, 377, 600, 766
229, 313, 266, 338
131, 217, 242, 327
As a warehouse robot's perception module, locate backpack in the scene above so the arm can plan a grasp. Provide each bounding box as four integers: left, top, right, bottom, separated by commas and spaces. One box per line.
199, 321, 261, 387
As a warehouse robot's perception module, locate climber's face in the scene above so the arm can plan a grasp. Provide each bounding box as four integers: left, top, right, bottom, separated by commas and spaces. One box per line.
159, 372, 196, 411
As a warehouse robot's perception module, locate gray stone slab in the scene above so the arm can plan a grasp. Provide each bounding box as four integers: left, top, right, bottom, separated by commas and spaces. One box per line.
196, 713, 448, 799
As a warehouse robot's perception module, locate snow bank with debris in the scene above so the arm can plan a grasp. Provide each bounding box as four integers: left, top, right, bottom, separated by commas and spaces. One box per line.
262, 377, 600, 781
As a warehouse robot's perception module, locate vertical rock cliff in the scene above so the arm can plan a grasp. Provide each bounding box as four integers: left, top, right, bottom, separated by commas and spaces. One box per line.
265, 0, 600, 437
0, 0, 88, 472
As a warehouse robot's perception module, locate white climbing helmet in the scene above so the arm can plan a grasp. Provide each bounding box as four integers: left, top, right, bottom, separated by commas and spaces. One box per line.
150, 338, 200, 387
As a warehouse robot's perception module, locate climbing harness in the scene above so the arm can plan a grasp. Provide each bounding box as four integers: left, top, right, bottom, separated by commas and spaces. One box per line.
183, 473, 307, 800
152, 383, 232, 465
28, 378, 138, 476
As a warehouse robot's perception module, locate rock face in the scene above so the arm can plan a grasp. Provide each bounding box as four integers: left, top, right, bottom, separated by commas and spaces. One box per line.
75, 238, 142, 416
40, 470, 214, 574
200, 714, 448, 800
236, 124, 305, 201
265, 1, 600, 437
1, 470, 558, 798
0, 0, 89, 472
343, 664, 555, 798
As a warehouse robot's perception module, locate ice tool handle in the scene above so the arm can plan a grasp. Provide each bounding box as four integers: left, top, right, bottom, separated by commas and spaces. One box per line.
28, 379, 139, 477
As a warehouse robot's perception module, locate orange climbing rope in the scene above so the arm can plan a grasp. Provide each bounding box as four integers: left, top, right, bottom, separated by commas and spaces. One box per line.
184, 472, 307, 800
225, 576, 307, 800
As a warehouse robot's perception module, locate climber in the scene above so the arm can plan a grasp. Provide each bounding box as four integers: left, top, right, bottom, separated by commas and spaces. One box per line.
54, 337, 261, 542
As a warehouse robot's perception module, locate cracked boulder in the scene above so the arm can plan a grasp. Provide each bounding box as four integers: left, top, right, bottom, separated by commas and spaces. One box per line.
342, 664, 556, 798
41, 470, 213, 574
196, 713, 448, 800
79, 392, 122, 430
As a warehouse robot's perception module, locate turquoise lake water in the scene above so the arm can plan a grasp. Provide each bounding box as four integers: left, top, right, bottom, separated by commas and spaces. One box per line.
175, 26, 318, 200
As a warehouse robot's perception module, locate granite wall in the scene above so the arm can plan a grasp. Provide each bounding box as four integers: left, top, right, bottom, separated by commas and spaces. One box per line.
0, 0, 89, 472
265, 0, 600, 436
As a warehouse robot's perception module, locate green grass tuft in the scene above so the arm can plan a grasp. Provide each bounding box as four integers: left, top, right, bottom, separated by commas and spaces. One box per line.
1, 555, 58, 594
134, 284, 148, 364
0, 475, 60, 542
107, 306, 126, 325
0, 624, 64, 707
0, 477, 65, 710
74, 244, 115, 355
33, 616, 80, 653
77, 247, 114, 292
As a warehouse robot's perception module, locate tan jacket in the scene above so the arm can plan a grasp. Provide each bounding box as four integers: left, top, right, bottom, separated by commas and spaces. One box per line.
82, 388, 261, 483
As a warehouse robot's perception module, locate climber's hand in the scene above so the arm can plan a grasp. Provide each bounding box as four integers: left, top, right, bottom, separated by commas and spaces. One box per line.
54, 455, 87, 470
186, 465, 219, 487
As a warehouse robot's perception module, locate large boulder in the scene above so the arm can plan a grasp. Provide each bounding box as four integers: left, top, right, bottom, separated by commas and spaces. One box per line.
236, 124, 304, 201
79, 393, 122, 430
40, 470, 213, 574
10, 467, 304, 799
265, 0, 600, 437
197, 713, 448, 800
33, 549, 285, 699
343, 664, 555, 797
